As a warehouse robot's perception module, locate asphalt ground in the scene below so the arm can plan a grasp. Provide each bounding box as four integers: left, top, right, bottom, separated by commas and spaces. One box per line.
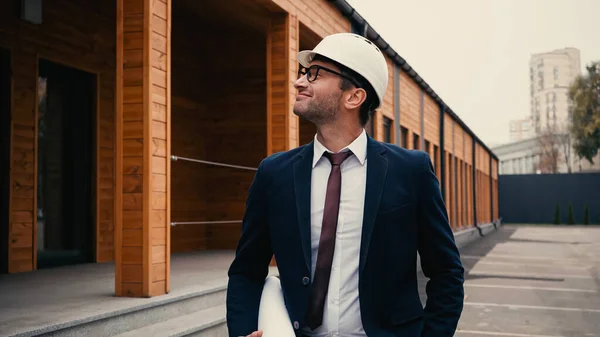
418, 224, 600, 337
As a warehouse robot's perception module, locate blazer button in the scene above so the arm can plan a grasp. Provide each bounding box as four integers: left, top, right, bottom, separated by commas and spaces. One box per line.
302, 276, 310, 285
293, 321, 300, 329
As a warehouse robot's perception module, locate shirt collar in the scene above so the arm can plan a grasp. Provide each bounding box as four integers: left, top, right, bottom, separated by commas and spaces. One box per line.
312, 129, 368, 168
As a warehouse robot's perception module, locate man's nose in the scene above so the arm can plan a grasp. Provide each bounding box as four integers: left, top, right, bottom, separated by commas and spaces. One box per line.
294, 75, 308, 90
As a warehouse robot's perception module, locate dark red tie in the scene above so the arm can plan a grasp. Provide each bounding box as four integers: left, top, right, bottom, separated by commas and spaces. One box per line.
306, 150, 353, 330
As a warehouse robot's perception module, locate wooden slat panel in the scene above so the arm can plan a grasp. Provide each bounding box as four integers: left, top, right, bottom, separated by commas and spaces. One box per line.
152, 120, 166, 140
122, 283, 143, 297
123, 103, 144, 121
124, 50, 144, 68
150, 210, 166, 228
123, 121, 144, 139
423, 94, 440, 146
152, 138, 167, 157
152, 263, 166, 281
152, 191, 167, 210
122, 247, 143, 264
123, 193, 143, 211
123, 229, 143, 246
444, 113, 454, 153
122, 265, 143, 282
152, 228, 166, 245
123, 211, 143, 229
124, 14, 144, 33
399, 71, 421, 140
168, 8, 266, 254
151, 173, 166, 192
151, 14, 167, 37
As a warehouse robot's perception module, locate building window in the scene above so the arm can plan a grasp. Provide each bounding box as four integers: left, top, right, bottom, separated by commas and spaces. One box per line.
400, 126, 408, 148
366, 116, 374, 137
383, 116, 392, 143
413, 133, 420, 150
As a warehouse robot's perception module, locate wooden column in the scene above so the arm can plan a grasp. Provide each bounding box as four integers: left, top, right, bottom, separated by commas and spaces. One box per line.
115, 0, 171, 297
9, 49, 37, 273
267, 13, 299, 155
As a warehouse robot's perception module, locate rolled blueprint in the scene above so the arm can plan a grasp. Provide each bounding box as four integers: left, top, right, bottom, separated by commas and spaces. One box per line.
257, 275, 296, 337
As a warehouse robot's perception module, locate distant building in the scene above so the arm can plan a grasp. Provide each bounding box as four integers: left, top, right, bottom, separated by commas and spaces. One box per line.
494, 47, 600, 175
493, 138, 540, 175
509, 117, 535, 142
493, 136, 600, 175
529, 47, 580, 134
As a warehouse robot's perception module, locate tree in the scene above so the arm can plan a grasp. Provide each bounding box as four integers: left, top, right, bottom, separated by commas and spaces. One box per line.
536, 124, 572, 173
568, 61, 600, 164
567, 203, 576, 225
553, 204, 560, 224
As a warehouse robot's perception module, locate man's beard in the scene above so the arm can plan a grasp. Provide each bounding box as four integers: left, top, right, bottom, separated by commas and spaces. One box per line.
293, 91, 341, 125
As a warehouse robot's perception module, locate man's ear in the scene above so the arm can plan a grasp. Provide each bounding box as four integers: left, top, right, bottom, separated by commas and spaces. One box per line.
344, 88, 367, 110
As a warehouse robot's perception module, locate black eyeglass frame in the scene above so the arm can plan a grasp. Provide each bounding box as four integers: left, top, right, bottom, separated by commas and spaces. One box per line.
297, 64, 362, 88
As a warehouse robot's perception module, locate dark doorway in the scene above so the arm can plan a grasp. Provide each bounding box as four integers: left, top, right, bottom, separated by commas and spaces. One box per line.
0, 48, 10, 274
36, 59, 96, 269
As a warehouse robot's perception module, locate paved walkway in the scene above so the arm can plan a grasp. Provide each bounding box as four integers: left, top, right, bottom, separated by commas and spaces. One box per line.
437, 224, 600, 337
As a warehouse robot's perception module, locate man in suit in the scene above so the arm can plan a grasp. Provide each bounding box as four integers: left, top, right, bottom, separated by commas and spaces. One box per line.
226, 32, 464, 337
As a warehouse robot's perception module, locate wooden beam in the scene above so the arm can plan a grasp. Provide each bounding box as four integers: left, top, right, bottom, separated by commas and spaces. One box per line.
116, 0, 170, 298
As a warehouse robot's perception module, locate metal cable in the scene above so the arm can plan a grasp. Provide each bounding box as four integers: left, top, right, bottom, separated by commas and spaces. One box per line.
170, 220, 243, 227
171, 155, 257, 171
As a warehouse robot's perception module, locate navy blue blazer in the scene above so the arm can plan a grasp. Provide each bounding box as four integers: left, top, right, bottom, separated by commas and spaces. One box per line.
226, 135, 464, 337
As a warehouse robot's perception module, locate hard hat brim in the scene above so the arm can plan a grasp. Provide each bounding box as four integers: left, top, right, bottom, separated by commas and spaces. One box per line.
297, 50, 316, 68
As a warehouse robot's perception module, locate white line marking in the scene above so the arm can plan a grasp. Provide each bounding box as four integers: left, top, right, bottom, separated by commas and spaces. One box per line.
464, 283, 598, 293
462, 253, 600, 263
467, 270, 595, 279
464, 302, 600, 313
466, 259, 591, 270
455, 330, 566, 337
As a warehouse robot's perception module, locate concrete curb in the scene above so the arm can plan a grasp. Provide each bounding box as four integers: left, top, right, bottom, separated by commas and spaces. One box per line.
417, 222, 502, 273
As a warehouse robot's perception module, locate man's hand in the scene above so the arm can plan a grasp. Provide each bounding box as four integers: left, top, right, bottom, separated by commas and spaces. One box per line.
245, 330, 263, 337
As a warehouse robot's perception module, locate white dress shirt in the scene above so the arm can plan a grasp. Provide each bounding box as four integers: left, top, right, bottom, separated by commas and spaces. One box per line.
301, 129, 368, 337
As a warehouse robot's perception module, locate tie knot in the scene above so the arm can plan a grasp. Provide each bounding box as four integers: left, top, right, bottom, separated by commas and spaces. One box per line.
323, 151, 353, 166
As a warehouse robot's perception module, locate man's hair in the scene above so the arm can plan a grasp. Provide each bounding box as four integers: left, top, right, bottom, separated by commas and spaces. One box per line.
311, 55, 378, 126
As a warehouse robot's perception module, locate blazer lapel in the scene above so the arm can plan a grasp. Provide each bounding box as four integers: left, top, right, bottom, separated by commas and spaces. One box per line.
360, 137, 388, 274
293, 143, 314, 273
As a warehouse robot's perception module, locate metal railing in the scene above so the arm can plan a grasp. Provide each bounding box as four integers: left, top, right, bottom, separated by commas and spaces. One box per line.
170, 155, 258, 171
170, 220, 242, 227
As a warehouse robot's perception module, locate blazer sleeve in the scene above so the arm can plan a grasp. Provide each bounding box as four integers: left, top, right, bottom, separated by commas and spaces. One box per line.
416, 152, 465, 337
226, 159, 273, 337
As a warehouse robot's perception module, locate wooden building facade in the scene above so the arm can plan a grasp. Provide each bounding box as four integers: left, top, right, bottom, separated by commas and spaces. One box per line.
0, 0, 499, 297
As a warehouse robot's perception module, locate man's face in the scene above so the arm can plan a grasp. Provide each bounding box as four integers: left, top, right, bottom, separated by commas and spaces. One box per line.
292, 60, 344, 125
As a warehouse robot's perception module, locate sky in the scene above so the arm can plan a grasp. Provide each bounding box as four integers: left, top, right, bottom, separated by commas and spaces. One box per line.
345, 0, 600, 148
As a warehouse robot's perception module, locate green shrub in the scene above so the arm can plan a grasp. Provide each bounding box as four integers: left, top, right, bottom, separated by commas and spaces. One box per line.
553, 204, 560, 224
584, 204, 590, 225
567, 203, 576, 225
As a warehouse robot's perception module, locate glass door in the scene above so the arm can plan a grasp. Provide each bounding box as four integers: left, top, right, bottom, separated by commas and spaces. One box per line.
36, 59, 96, 269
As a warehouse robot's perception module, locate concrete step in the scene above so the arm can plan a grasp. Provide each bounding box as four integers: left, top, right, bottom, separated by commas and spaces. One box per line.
114, 305, 227, 337
31, 281, 228, 337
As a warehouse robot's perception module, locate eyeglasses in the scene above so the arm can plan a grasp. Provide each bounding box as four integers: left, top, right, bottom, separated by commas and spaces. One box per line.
297, 65, 361, 88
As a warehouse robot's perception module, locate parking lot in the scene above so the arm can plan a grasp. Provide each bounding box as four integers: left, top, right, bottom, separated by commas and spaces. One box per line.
421, 225, 600, 337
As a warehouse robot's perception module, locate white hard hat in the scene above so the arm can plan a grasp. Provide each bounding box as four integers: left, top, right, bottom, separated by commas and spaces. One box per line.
297, 32, 388, 109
